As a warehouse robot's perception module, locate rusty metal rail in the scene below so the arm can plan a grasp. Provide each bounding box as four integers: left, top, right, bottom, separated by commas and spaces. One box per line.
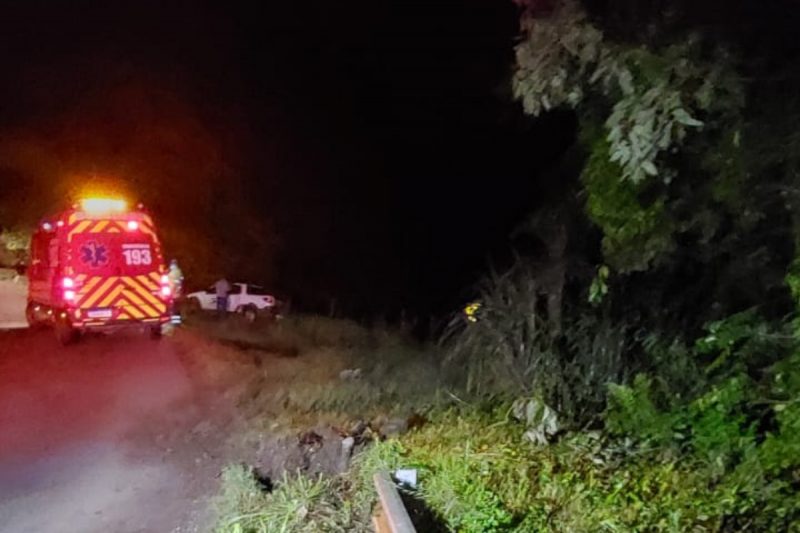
372, 471, 417, 533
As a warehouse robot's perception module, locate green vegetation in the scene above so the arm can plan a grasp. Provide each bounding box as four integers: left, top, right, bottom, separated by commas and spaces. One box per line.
350, 407, 797, 532
215, 314, 800, 532
215, 466, 371, 533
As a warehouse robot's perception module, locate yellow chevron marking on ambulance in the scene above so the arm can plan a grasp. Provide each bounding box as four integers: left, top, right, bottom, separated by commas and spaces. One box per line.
119, 300, 146, 319
82, 277, 117, 308
99, 285, 125, 308
121, 277, 164, 311
90, 221, 109, 233
69, 220, 92, 240
113, 299, 132, 319
137, 275, 158, 291
122, 288, 159, 317
122, 288, 146, 305
127, 307, 146, 319
78, 277, 105, 303
79, 276, 102, 296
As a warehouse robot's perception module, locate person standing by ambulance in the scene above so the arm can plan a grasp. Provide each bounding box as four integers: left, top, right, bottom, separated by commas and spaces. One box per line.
214, 277, 231, 317
168, 259, 184, 298
167, 259, 184, 325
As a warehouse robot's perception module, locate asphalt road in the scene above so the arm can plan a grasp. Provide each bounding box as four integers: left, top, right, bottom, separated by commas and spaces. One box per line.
0, 281, 234, 532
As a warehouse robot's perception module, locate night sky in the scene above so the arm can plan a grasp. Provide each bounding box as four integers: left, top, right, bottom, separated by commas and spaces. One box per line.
0, 1, 575, 317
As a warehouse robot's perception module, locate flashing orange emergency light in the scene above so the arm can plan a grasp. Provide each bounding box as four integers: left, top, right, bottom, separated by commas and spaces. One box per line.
80, 198, 128, 214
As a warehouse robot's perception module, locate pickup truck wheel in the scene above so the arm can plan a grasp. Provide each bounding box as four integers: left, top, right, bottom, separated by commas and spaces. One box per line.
238, 305, 258, 324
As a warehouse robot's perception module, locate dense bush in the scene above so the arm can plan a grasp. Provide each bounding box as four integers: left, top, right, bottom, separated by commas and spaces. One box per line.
443, 262, 635, 428
604, 313, 800, 529
439, 259, 800, 530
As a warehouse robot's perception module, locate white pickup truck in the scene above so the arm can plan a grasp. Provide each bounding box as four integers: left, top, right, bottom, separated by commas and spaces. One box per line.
185, 283, 277, 320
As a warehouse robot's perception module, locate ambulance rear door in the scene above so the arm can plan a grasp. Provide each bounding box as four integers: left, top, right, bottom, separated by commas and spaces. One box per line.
69, 226, 167, 322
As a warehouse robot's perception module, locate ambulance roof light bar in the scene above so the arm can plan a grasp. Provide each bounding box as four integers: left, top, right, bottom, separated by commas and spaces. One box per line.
79, 198, 128, 214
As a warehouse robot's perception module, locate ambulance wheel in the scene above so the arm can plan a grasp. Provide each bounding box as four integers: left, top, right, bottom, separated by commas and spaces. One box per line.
25, 302, 41, 328
55, 319, 79, 346
149, 325, 163, 340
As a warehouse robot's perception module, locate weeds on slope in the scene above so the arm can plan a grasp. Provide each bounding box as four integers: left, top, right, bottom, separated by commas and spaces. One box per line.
215, 466, 356, 533
216, 403, 752, 533
189, 313, 451, 430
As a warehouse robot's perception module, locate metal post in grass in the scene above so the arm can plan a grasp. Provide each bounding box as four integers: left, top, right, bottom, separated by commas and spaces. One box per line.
372, 471, 416, 533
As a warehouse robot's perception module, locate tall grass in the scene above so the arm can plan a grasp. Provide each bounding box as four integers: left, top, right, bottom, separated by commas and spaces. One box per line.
443, 261, 634, 427
215, 466, 365, 533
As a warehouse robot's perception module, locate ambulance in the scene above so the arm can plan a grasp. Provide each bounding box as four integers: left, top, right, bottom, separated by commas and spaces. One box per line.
26, 198, 173, 344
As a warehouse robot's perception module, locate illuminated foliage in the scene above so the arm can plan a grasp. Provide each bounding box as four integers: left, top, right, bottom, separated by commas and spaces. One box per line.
513, 1, 742, 186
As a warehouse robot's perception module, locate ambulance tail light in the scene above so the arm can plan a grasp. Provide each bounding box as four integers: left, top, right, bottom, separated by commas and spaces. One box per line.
160, 274, 172, 298
61, 277, 77, 302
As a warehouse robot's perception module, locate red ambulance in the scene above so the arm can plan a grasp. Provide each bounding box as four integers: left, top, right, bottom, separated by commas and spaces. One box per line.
27, 198, 173, 344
